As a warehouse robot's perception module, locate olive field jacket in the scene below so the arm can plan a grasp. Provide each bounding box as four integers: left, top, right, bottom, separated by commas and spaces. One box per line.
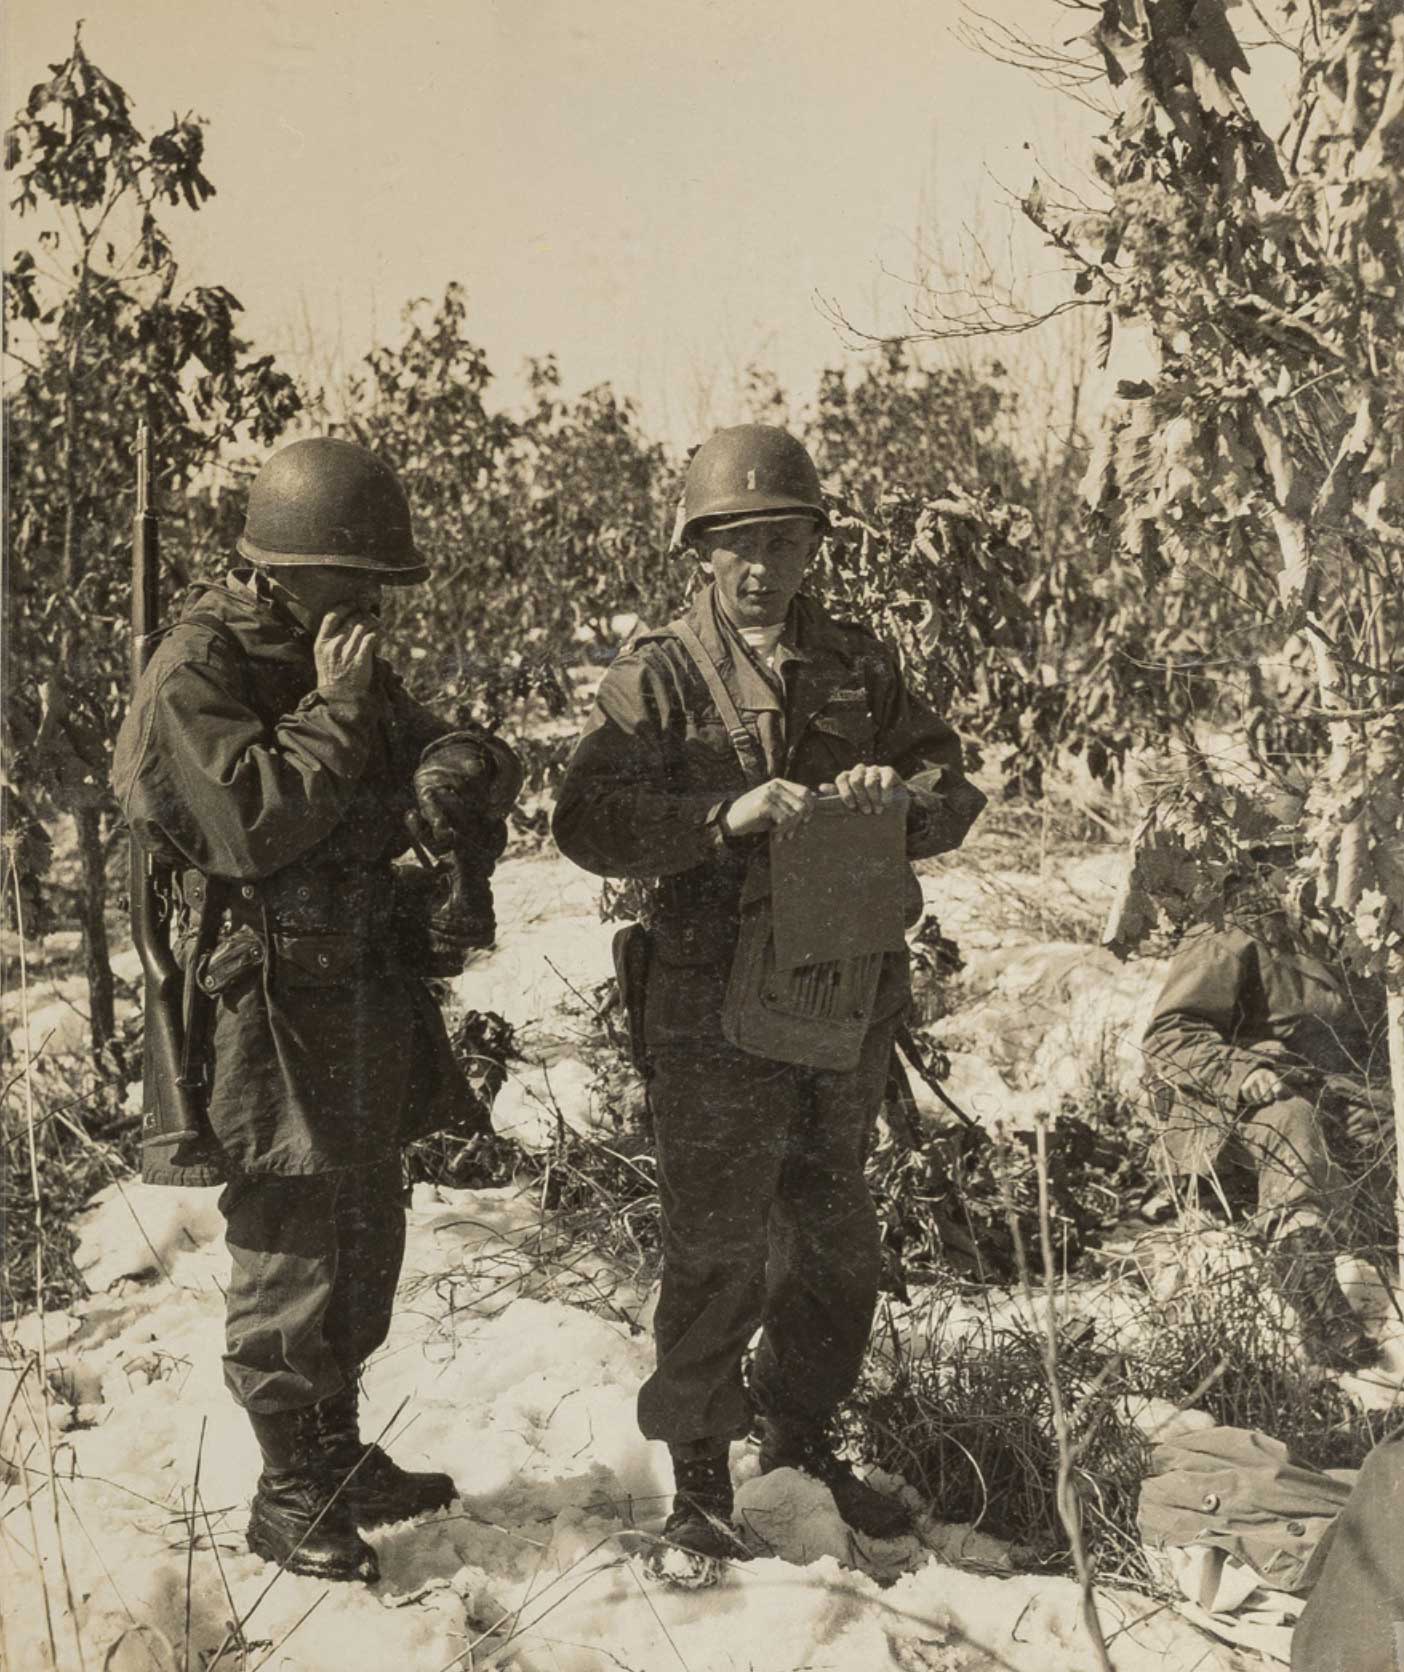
113, 572, 485, 1181
552, 586, 985, 1047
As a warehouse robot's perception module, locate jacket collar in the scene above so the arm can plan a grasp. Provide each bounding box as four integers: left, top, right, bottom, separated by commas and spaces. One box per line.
680, 586, 852, 707
179, 570, 313, 659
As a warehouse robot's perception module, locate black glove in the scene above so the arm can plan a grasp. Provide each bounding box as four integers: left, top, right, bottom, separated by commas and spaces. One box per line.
393, 852, 497, 976
412, 729, 524, 852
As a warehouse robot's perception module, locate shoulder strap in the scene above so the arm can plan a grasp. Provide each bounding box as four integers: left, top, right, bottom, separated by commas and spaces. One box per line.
148, 609, 245, 658
670, 617, 768, 787
183, 611, 245, 651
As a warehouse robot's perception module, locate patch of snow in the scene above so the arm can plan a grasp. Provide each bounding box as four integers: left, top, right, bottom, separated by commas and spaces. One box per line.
0, 849, 1342, 1671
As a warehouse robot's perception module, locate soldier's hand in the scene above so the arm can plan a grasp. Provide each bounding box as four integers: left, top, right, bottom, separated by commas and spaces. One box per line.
1239, 1065, 1294, 1109
823, 764, 908, 816
1341, 1087, 1394, 1147
315, 607, 379, 698
723, 778, 815, 840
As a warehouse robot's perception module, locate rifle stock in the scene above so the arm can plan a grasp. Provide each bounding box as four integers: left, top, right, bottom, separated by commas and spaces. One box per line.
129, 424, 216, 1169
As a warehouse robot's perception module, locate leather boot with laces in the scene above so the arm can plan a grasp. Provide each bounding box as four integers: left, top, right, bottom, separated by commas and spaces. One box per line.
246, 1407, 379, 1582
758, 1417, 912, 1540
1261, 1223, 1382, 1374
660, 1451, 750, 1563
315, 1386, 457, 1528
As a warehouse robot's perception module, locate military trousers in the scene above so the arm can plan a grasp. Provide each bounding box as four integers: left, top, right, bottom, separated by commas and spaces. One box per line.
1238, 1095, 1335, 1227
218, 1164, 407, 1414
637, 1017, 896, 1452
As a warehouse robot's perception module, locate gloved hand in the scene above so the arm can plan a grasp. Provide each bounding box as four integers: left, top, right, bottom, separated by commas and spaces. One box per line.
1327, 1079, 1395, 1147
392, 852, 497, 976
412, 729, 524, 852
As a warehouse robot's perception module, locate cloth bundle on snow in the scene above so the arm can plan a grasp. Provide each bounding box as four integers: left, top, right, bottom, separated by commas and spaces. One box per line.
1138, 1426, 1356, 1602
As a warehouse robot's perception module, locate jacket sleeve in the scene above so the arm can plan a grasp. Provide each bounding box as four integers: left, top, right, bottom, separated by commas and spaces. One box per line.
117, 628, 379, 880
552, 650, 730, 879
1142, 929, 1274, 1108
870, 643, 986, 859
381, 665, 453, 771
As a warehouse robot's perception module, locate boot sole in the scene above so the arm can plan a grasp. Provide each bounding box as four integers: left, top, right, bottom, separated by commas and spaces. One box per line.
246, 1519, 379, 1583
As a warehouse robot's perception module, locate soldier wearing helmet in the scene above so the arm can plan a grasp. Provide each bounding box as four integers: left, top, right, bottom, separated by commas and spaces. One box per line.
113, 437, 522, 1584
553, 424, 985, 1564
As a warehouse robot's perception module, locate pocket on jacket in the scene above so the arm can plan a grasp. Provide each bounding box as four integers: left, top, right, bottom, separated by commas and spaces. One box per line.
272, 933, 372, 988
811, 705, 876, 763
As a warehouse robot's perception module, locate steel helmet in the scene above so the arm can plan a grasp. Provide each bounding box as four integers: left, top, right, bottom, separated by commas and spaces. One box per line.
237, 437, 428, 584
679, 425, 829, 545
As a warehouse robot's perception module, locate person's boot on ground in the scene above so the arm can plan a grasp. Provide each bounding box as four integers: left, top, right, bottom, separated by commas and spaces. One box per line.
314, 1385, 457, 1528
659, 1449, 751, 1562
246, 1407, 379, 1582
758, 1417, 913, 1540
1261, 1218, 1381, 1373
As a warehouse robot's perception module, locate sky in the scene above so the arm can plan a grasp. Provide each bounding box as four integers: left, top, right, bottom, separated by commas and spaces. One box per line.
2, 0, 1253, 451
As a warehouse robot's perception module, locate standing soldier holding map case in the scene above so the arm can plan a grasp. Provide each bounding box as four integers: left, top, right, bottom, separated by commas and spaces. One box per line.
553, 424, 986, 1566
114, 436, 522, 1583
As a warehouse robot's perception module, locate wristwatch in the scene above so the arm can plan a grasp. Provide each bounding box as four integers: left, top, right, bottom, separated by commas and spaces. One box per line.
704, 799, 738, 851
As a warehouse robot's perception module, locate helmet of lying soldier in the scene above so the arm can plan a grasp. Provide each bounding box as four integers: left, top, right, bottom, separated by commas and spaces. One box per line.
238, 437, 428, 585
678, 425, 830, 547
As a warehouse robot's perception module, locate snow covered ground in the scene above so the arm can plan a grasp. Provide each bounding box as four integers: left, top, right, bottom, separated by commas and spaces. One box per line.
0, 847, 1378, 1671
4, 1172, 1256, 1672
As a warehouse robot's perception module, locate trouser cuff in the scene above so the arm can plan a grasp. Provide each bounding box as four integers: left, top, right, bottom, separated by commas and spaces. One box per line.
667, 1436, 734, 1464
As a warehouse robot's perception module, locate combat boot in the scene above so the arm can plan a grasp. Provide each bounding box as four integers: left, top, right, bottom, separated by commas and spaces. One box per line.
660, 1451, 751, 1562
314, 1385, 457, 1528
758, 1417, 913, 1540
245, 1407, 379, 1582
1261, 1222, 1383, 1374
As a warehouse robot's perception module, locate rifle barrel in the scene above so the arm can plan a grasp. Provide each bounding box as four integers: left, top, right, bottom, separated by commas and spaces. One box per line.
132, 422, 159, 680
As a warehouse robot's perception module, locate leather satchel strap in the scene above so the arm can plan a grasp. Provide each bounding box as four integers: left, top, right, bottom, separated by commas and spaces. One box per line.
671, 618, 768, 788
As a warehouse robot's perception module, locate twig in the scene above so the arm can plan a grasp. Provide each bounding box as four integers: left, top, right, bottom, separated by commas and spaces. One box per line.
184, 1418, 207, 1672
247, 1588, 329, 1672
7, 852, 89, 1671
624, 1560, 693, 1672
1008, 1113, 1115, 1672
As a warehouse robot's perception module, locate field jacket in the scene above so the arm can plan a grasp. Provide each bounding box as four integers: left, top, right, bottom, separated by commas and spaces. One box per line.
1142, 926, 1388, 1174
113, 571, 486, 1182
552, 585, 985, 1048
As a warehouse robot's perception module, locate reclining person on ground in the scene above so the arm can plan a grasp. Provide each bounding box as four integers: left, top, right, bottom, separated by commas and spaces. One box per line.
1142, 899, 1394, 1374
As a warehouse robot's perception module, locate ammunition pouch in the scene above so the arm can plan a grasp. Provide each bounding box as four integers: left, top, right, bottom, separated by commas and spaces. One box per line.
189, 926, 266, 995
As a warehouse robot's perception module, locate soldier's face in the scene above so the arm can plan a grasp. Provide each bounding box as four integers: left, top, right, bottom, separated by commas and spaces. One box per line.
698, 518, 820, 628
268, 565, 383, 628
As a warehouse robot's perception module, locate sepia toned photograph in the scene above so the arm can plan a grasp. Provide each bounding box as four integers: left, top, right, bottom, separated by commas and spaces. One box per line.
2, 2, 1402, 1668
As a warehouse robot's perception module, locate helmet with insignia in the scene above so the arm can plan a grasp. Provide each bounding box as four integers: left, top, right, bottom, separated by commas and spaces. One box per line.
678, 425, 829, 546
238, 437, 428, 584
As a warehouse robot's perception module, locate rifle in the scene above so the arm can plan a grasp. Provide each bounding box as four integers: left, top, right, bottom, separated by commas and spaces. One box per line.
129, 424, 222, 1178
